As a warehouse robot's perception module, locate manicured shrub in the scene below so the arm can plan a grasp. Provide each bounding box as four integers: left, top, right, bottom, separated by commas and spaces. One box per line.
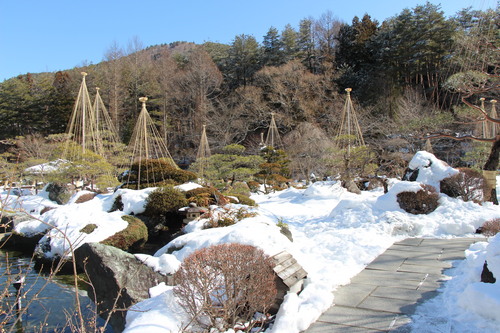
101, 215, 148, 251
174, 243, 277, 331
144, 186, 188, 217
480, 218, 500, 236
227, 181, 251, 196
440, 167, 489, 203
397, 184, 440, 215
123, 159, 197, 188
185, 187, 224, 206
247, 180, 261, 193
225, 193, 257, 206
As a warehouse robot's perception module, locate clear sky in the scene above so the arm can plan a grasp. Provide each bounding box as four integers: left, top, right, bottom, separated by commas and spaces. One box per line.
0, 0, 496, 82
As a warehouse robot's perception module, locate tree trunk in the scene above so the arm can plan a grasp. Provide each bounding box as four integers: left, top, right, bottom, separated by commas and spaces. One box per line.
483, 136, 500, 205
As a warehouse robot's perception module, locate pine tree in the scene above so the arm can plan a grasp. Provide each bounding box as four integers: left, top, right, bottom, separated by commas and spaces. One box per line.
227, 34, 261, 88
297, 19, 317, 73
281, 24, 298, 62
262, 26, 284, 67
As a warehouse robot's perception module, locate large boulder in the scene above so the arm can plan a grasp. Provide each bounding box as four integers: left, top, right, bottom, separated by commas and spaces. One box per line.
45, 182, 75, 204
74, 243, 172, 332
1, 212, 44, 252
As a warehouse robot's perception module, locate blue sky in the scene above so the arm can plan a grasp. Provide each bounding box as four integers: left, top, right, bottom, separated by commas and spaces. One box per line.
0, 0, 496, 82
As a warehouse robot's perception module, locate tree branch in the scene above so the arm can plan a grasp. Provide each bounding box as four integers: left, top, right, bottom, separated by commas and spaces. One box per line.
461, 95, 500, 124
424, 133, 496, 143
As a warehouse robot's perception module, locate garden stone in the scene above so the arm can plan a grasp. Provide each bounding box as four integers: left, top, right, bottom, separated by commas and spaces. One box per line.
74, 242, 172, 332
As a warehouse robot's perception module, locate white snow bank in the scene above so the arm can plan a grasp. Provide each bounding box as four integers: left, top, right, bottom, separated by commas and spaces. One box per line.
125, 286, 190, 333
112, 187, 156, 215
14, 192, 129, 258
24, 159, 68, 174
135, 253, 181, 275
407, 150, 458, 188
175, 182, 202, 192
486, 234, 500, 278
0, 189, 57, 215
155, 216, 293, 261
302, 181, 345, 198
120, 173, 500, 332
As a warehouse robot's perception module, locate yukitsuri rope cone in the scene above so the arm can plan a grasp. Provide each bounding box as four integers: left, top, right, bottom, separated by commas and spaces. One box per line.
93, 87, 121, 151
334, 88, 365, 154
195, 124, 211, 183
63, 72, 104, 159
61, 73, 124, 190
126, 97, 178, 189
264, 112, 284, 150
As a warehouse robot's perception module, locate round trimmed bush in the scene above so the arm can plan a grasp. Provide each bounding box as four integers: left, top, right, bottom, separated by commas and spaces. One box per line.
397, 184, 439, 215
144, 186, 188, 217
185, 186, 224, 206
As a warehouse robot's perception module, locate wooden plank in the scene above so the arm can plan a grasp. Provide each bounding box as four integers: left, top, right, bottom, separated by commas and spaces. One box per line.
273, 257, 297, 274
276, 262, 304, 280
272, 251, 292, 264
283, 268, 308, 287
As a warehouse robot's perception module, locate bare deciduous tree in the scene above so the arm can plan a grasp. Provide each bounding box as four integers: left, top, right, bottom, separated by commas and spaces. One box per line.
174, 243, 277, 332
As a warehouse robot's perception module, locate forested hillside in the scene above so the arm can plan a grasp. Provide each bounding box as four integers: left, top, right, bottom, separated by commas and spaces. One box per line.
0, 3, 498, 179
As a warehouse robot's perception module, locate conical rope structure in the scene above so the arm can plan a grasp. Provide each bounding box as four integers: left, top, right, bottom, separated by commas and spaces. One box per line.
195, 124, 212, 182
264, 112, 284, 150
93, 87, 121, 152
63, 72, 104, 160
489, 99, 498, 138
334, 88, 365, 154
476, 99, 498, 139
126, 97, 178, 189
477, 98, 488, 138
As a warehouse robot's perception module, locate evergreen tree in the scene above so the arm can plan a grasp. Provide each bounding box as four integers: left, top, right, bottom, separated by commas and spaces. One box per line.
297, 18, 318, 73
190, 144, 264, 186
254, 146, 291, 193
45, 71, 74, 135
0, 75, 36, 138
262, 26, 284, 67
227, 34, 261, 88
335, 14, 379, 103
281, 24, 298, 62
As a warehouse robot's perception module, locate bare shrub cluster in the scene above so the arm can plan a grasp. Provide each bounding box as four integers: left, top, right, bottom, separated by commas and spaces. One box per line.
204, 206, 258, 228
74, 192, 97, 204
397, 184, 440, 214
440, 167, 489, 203
173, 243, 277, 332
480, 218, 500, 236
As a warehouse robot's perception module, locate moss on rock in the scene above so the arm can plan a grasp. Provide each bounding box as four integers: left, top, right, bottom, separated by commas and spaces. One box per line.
101, 215, 148, 251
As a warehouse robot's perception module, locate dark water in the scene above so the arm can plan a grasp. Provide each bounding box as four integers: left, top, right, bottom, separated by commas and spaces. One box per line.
0, 249, 113, 333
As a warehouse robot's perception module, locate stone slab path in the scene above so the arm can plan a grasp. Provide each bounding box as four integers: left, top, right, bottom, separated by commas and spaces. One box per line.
304, 237, 479, 332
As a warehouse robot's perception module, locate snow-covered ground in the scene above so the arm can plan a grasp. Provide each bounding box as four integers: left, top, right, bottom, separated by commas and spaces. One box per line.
1, 151, 500, 332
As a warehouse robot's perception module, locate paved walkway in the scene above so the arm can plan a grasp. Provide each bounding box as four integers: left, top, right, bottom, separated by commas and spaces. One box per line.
304, 237, 479, 332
